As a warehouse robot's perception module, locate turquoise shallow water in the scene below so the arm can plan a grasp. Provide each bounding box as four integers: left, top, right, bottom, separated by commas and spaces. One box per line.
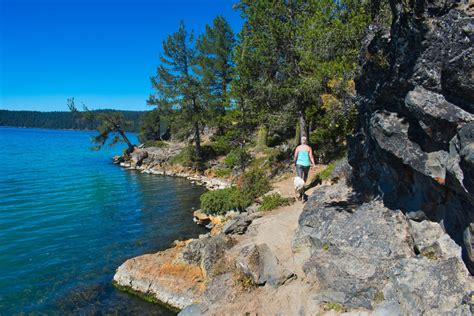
0, 127, 206, 314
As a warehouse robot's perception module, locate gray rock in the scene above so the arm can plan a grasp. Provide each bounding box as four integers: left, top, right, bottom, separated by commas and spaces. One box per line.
222, 218, 248, 235
201, 235, 234, 278
378, 257, 472, 315
349, 0, 474, 272
236, 243, 294, 287
130, 149, 148, 166
464, 224, 474, 272
409, 219, 464, 261
329, 157, 353, 183
178, 304, 204, 316
295, 182, 473, 312
222, 213, 262, 235
179, 234, 234, 278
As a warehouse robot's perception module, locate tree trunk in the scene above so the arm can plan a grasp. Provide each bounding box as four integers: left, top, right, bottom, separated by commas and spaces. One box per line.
294, 122, 301, 146
256, 125, 268, 151
298, 109, 307, 139
194, 121, 202, 162
119, 129, 135, 154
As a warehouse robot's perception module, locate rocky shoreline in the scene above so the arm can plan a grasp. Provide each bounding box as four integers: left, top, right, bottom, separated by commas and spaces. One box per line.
113, 178, 473, 315
114, 148, 231, 191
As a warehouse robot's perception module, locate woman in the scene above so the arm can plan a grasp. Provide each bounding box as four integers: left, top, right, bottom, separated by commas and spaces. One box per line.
294, 136, 316, 183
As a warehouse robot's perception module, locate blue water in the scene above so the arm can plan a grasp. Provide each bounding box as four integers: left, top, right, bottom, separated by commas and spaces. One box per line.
0, 127, 206, 314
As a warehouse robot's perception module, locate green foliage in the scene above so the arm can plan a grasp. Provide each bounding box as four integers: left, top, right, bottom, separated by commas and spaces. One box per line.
170, 144, 217, 167
319, 162, 336, 181
68, 98, 135, 152
224, 147, 250, 169
373, 290, 385, 304
197, 16, 235, 132
322, 302, 345, 312
170, 146, 196, 167
138, 109, 161, 143
143, 140, 167, 148
148, 21, 205, 161
214, 168, 232, 178
234, 270, 257, 291
209, 133, 234, 156
258, 193, 292, 212
238, 168, 271, 200
145, 1, 376, 167
200, 187, 251, 215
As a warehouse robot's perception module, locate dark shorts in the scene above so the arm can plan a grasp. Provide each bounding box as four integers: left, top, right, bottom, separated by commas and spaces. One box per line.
296, 164, 310, 182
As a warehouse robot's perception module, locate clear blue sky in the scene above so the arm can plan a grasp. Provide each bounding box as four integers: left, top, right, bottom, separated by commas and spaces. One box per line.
0, 0, 243, 111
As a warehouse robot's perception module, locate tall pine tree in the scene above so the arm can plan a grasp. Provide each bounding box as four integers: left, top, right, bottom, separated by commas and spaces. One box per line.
196, 16, 235, 134
148, 22, 204, 162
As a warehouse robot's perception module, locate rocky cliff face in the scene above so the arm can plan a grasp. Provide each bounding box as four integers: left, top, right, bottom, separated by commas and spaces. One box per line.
348, 0, 474, 272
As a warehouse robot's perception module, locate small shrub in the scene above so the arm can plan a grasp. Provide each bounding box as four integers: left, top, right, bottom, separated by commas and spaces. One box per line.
258, 193, 292, 212
322, 302, 344, 312
373, 290, 385, 304
143, 140, 167, 148
233, 270, 257, 291
200, 187, 251, 216
170, 146, 195, 167
210, 135, 233, 156
170, 145, 215, 168
421, 250, 438, 260
319, 162, 336, 181
224, 147, 251, 169
238, 168, 271, 200
214, 168, 232, 178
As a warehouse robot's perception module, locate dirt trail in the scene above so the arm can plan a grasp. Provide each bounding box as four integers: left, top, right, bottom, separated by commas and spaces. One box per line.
234, 165, 325, 277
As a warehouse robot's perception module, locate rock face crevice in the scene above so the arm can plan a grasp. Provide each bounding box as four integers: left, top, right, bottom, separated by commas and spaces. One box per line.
348, 0, 474, 272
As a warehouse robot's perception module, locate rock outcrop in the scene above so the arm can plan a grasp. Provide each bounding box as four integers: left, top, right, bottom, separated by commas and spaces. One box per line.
293, 182, 473, 314
349, 0, 474, 272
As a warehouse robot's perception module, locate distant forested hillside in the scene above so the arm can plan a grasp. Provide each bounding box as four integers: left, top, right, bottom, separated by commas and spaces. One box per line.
0, 110, 143, 132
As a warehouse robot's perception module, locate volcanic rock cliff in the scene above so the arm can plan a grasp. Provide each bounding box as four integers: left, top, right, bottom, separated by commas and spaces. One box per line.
348, 0, 474, 272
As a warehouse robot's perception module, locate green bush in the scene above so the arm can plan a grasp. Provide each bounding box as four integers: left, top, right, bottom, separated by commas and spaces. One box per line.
224, 148, 251, 169
214, 168, 232, 178
210, 135, 233, 156
143, 140, 167, 148
200, 187, 251, 215
258, 193, 292, 212
170, 146, 196, 166
170, 144, 216, 168
319, 162, 336, 181
238, 168, 271, 199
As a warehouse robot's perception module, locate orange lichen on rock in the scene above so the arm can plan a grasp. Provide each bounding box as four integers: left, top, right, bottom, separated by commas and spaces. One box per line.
433, 176, 445, 185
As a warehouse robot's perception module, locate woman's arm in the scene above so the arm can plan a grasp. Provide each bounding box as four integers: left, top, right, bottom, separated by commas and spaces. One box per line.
309, 147, 316, 166
294, 146, 300, 164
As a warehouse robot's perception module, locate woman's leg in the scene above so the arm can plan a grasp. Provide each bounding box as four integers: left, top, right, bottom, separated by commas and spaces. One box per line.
296, 164, 303, 178
302, 166, 310, 182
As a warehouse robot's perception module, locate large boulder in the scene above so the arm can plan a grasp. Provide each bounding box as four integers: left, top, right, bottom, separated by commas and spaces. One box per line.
349, 0, 474, 272
293, 182, 473, 313
235, 243, 294, 287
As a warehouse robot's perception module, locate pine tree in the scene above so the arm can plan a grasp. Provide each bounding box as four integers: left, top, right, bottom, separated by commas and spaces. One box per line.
68, 98, 135, 153
148, 21, 204, 163
196, 16, 235, 134
138, 109, 161, 143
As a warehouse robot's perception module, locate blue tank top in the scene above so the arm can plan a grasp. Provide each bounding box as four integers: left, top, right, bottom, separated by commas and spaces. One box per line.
296, 149, 311, 166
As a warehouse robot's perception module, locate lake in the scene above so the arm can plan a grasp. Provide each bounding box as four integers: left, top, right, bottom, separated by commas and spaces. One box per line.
0, 127, 206, 314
